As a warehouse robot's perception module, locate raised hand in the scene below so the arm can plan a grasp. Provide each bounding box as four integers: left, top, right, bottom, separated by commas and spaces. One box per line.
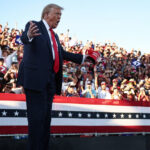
27, 21, 41, 39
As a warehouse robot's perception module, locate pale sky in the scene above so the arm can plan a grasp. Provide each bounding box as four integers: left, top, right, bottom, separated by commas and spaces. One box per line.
1, 0, 150, 54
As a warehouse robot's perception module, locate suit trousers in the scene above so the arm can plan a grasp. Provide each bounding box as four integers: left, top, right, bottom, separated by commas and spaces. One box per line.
25, 82, 55, 150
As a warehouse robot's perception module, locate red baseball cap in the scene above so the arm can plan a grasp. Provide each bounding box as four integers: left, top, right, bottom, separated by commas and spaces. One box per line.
87, 50, 101, 63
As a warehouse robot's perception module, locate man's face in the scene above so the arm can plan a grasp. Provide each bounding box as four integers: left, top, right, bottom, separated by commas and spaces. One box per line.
2, 51, 8, 57
113, 81, 118, 86
101, 84, 106, 90
12, 63, 17, 69
63, 77, 68, 82
113, 88, 118, 94
45, 8, 62, 29
68, 86, 74, 94
87, 84, 91, 89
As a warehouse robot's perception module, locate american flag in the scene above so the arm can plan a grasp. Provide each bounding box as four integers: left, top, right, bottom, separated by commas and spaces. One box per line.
0, 93, 150, 135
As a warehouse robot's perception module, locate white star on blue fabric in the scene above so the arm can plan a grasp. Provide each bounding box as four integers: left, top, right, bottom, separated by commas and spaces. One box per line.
105, 114, 108, 118
113, 114, 116, 118
121, 114, 124, 118
14, 111, 19, 116
58, 112, 63, 117
68, 112, 72, 117
87, 113, 91, 118
143, 114, 146, 118
96, 113, 100, 118
2, 110, 7, 116
78, 113, 82, 117
128, 114, 132, 118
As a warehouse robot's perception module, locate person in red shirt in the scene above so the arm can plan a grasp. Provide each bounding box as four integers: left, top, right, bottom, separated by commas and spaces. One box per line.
110, 78, 120, 94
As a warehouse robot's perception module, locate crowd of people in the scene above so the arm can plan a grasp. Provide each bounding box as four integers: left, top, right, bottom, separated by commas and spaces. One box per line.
0, 23, 150, 101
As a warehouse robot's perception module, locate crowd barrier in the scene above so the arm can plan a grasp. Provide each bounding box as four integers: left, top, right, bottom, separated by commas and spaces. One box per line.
0, 93, 150, 135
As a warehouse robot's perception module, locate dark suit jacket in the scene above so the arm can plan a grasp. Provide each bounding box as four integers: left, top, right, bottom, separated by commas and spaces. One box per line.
17, 20, 83, 95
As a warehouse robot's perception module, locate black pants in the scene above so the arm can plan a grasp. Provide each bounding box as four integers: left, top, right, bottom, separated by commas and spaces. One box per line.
25, 84, 55, 150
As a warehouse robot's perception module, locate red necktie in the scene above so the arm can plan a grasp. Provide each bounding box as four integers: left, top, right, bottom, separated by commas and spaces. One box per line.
49, 28, 59, 73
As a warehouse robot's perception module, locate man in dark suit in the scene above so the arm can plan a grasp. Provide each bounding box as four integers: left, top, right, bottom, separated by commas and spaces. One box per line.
17, 3, 98, 150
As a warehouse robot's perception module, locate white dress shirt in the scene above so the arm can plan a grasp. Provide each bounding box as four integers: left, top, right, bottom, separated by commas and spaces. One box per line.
42, 19, 56, 60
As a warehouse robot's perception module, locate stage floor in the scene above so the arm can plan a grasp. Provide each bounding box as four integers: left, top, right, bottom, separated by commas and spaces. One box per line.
0, 135, 149, 150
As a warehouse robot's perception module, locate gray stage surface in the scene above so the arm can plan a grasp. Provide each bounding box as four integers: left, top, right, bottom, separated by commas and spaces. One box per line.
1, 135, 150, 150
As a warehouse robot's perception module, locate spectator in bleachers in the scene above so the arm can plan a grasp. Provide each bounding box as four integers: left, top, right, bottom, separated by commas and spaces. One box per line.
97, 81, 111, 99
66, 82, 79, 97
81, 80, 97, 98
111, 88, 123, 100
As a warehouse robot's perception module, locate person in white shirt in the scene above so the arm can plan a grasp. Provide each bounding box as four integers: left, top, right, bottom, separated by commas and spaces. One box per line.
98, 81, 111, 99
